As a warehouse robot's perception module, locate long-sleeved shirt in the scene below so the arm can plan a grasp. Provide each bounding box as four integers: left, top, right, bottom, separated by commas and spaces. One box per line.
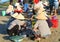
8, 19, 25, 30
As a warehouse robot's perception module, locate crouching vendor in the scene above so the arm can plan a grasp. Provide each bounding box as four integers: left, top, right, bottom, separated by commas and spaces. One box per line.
7, 13, 26, 36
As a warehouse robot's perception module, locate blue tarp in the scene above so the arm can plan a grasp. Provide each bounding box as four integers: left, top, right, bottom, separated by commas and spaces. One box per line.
0, 0, 9, 4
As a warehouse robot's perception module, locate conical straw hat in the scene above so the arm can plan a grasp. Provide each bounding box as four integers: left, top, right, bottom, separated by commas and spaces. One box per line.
11, 13, 25, 19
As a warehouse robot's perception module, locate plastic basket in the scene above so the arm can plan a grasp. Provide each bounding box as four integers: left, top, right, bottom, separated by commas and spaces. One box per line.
2, 10, 6, 16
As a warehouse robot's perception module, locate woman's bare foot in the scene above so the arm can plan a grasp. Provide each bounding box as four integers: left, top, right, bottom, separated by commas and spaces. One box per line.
35, 38, 41, 42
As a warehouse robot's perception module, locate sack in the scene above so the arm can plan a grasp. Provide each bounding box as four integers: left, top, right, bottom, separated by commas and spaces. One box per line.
51, 19, 58, 28
51, 15, 58, 28
46, 17, 53, 28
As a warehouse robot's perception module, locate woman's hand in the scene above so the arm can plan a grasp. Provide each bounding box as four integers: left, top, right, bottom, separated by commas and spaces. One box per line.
33, 28, 38, 32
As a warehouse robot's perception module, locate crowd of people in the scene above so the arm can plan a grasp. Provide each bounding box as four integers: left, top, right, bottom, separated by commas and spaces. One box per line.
5, 0, 59, 42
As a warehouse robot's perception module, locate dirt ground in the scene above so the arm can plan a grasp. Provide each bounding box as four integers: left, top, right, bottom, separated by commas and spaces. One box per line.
0, 15, 60, 42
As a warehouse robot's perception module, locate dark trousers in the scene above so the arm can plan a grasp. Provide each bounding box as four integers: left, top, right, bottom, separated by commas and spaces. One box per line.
7, 25, 19, 36
49, 4, 54, 14
10, 0, 13, 4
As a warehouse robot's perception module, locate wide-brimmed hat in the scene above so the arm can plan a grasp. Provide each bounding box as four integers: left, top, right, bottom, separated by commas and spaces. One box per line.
36, 11, 47, 20
11, 13, 25, 19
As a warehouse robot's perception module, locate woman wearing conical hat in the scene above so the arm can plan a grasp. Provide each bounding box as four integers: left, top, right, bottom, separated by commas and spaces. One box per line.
33, 0, 51, 41
7, 13, 26, 36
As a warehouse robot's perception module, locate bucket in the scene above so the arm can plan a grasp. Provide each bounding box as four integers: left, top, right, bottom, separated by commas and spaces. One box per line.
2, 11, 6, 16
